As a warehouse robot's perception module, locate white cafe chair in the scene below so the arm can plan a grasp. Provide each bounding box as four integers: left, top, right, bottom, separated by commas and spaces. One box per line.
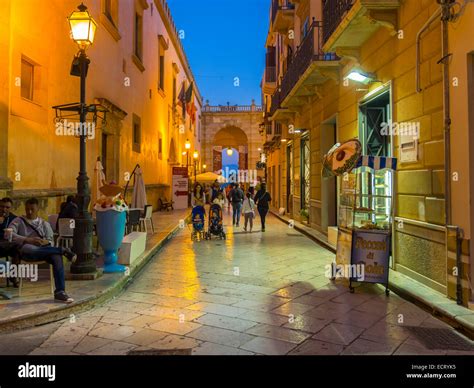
56, 218, 74, 249
139, 205, 155, 233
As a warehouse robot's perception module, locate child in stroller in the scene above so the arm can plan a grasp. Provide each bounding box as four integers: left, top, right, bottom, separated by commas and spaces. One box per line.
191, 205, 206, 241
206, 202, 226, 240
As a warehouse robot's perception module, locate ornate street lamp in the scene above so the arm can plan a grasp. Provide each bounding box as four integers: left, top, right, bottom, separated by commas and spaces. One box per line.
184, 139, 191, 171
226, 148, 234, 156
68, 3, 97, 50
193, 151, 199, 181
68, 3, 97, 275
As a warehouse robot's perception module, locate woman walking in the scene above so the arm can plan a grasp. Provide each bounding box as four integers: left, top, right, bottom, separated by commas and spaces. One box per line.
242, 192, 255, 232
254, 183, 271, 232
191, 183, 206, 208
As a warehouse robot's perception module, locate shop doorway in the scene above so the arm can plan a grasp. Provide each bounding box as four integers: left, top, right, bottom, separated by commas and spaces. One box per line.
321, 117, 337, 233
300, 135, 310, 213
358, 87, 393, 240
286, 144, 294, 215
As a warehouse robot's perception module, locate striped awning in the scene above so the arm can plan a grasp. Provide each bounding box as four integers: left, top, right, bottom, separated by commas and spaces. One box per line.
355, 156, 398, 171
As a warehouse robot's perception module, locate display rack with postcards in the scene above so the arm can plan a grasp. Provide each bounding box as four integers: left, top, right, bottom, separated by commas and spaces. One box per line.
323, 140, 397, 295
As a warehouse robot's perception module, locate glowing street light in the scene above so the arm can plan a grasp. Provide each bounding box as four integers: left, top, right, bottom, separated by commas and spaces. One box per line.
344, 69, 376, 84
193, 151, 199, 180
68, 3, 97, 50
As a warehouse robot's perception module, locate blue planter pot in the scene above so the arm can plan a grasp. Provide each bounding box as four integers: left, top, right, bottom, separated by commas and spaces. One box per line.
96, 210, 127, 273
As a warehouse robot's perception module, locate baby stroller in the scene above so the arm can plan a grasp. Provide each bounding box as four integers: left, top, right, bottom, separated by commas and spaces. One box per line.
205, 203, 226, 240
191, 206, 206, 241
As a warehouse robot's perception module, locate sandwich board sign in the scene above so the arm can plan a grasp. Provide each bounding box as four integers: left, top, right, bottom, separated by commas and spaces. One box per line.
172, 167, 189, 210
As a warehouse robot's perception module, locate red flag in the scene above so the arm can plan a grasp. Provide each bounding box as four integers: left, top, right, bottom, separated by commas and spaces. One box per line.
187, 103, 197, 124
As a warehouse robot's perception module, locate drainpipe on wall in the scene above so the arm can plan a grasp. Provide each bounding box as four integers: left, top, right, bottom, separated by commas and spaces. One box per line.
417, 1, 463, 304
439, 0, 455, 226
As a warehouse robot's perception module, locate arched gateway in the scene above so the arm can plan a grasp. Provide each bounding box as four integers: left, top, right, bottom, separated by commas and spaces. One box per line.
201, 102, 264, 185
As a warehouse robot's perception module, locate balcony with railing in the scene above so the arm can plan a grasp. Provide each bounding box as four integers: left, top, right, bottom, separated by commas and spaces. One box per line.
322, 0, 401, 53
269, 20, 340, 120
262, 66, 277, 95
271, 0, 295, 34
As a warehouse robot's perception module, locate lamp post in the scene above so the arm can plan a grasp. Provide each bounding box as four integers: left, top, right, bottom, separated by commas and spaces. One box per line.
68, 3, 97, 275
185, 140, 191, 205
185, 139, 191, 174
193, 151, 199, 181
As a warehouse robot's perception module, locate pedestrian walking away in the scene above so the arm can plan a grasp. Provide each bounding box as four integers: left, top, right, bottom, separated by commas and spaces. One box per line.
242, 192, 255, 232
254, 183, 271, 232
229, 183, 244, 227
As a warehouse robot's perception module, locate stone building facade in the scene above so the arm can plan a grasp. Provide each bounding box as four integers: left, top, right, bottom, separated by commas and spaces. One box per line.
262, 0, 474, 306
0, 0, 202, 215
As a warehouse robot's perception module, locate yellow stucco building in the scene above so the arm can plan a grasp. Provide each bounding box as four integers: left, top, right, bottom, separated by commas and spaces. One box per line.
0, 0, 202, 214
262, 0, 474, 306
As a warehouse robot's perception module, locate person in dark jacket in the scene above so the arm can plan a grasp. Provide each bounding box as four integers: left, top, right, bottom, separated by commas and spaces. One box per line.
0, 198, 17, 241
0, 198, 19, 286
229, 183, 244, 227
56, 195, 79, 230
254, 183, 272, 232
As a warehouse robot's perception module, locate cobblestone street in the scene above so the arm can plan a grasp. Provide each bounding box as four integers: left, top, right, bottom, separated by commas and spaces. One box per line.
2, 210, 473, 356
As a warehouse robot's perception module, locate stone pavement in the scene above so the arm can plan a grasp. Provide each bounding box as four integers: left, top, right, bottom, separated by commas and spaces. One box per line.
271, 210, 474, 338
1, 209, 473, 355
0, 209, 190, 332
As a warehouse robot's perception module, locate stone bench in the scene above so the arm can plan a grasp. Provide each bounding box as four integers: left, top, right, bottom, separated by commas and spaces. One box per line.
118, 232, 147, 266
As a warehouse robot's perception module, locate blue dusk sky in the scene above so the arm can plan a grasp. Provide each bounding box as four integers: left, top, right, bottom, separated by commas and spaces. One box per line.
167, 0, 270, 106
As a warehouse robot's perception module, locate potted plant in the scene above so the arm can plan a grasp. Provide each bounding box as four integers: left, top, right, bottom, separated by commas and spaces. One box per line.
300, 208, 309, 223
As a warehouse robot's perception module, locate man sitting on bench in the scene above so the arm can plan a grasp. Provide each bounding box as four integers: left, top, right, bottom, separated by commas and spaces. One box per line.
9, 198, 77, 303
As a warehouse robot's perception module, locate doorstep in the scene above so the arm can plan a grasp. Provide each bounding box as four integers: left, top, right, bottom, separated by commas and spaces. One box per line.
0, 209, 191, 333
271, 210, 474, 339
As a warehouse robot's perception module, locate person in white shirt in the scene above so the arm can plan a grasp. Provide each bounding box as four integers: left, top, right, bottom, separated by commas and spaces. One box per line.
242, 192, 255, 232
212, 191, 225, 208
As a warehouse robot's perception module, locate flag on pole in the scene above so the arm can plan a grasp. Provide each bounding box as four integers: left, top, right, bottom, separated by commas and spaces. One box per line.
177, 82, 186, 118
188, 103, 197, 125
185, 82, 194, 104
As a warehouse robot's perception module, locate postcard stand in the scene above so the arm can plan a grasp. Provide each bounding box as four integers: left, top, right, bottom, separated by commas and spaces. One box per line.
335, 156, 397, 295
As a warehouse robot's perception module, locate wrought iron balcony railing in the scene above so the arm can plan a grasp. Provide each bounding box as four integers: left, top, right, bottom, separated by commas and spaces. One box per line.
322, 0, 355, 44
278, 21, 338, 105
269, 89, 283, 117
265, 66, 277, 83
